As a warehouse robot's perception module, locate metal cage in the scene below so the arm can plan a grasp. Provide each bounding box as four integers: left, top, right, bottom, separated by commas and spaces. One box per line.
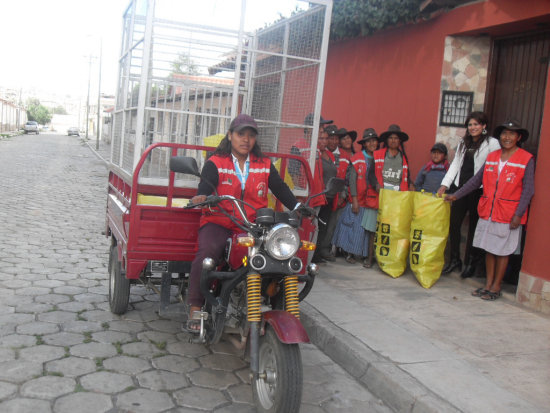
110, 0, 332, 194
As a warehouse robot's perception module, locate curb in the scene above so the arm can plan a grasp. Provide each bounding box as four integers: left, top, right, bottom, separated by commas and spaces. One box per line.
301, 301, 461, 413
82, 138, 109, 166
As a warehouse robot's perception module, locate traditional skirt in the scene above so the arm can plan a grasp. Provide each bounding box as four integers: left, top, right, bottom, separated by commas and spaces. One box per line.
332, 203, 369, 257
361, 207, 378, 233
473, 217, 522, 256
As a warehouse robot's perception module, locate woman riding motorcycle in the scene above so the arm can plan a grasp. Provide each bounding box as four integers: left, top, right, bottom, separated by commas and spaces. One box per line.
186, 114, 299, 332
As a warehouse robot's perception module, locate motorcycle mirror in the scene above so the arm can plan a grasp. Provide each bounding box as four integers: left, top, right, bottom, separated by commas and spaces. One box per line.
169, 156, 200, 177
325, 177, 346, 198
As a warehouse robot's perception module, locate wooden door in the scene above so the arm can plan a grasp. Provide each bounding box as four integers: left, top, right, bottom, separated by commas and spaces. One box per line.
486, 31, 550, 156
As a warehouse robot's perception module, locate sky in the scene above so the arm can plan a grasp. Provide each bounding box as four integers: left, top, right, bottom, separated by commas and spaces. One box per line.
0, 0, 308, 103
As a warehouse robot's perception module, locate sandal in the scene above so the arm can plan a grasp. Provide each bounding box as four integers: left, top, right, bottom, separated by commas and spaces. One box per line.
480, 290, 501, 301
471, 287, 489, 297
184, 319, 201, 334
363, 261, 373, 268
183, 306, 202, 334
345, 255, 356, 264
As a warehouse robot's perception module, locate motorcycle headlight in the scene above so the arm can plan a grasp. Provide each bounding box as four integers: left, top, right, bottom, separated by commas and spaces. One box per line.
264, 224, 300, 260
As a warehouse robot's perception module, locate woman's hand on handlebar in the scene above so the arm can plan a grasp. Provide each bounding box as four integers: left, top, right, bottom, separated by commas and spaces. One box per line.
295, 203, 316, 218
188, 195, 207, 208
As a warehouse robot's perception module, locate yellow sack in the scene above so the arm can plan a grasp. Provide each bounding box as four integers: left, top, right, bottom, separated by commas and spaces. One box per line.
410, 192, 450, 288
375, 189, 414, 278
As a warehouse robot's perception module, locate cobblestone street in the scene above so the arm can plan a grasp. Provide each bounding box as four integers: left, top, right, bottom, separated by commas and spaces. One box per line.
0, 134, 388, 413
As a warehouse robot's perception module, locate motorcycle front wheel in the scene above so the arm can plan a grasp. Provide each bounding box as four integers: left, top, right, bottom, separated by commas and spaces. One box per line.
252, 326, 303, 413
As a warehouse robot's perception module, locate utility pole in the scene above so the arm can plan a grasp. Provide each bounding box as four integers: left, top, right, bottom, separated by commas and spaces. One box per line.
85, 54, 93, 140
96, 39, 102, 150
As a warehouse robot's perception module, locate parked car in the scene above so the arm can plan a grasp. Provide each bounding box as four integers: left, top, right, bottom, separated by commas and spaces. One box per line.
24, 121, 39, 134
67, 127, 80, 136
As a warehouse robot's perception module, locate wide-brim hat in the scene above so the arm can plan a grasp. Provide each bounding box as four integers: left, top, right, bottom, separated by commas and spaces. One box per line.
379, 124, 409, 142
304, 113, 333, 126
336, 128, 357, 142
493, 120, 529, 143
357, 128, 379, 144
325, 124, 339, 136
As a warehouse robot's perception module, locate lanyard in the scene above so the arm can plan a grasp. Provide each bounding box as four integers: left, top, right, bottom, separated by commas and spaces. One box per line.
233, 158, 250, 190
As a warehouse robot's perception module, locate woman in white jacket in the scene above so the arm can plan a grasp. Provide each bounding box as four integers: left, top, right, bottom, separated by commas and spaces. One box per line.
437, 112, 501, 277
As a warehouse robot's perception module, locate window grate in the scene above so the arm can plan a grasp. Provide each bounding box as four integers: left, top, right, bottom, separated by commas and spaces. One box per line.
439, 91, 474, 127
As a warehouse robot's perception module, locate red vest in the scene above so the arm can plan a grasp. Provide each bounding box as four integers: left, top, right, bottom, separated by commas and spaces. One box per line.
292, 138, 331, 207
478, 149, 533, 225
373, 148, 409, 191
351, 151, 379, 209
200, 154, 271, 230
302, 146, 335, 208
332, 150, 351, 210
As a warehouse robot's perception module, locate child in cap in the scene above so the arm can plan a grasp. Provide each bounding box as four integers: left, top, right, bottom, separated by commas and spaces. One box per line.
414, 142, 449, 193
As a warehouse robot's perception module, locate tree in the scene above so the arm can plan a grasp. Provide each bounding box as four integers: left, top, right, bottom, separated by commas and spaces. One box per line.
171, 52, 200, 75
26, 98, 52, 125
51, 105, 68, 115
330, 0, 464, 40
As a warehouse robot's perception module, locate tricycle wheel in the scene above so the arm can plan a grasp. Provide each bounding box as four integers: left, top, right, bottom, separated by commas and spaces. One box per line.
252, 327, 303, 413
108, 244, 130, 315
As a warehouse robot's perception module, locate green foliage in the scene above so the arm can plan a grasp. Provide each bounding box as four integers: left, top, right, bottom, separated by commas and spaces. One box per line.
330, 0, 425, 40
26, 98, 52, 125
51, 105, 68, 115
171, 52, 200, 75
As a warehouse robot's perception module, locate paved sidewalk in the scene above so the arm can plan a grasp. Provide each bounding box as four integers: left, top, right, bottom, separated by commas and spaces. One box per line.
302, 259, 550, 412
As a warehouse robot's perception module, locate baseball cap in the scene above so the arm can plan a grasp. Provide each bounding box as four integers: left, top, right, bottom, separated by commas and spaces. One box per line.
230, 114, 258, 134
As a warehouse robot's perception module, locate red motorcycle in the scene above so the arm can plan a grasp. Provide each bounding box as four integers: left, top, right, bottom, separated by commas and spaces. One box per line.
170, 156, 344, 413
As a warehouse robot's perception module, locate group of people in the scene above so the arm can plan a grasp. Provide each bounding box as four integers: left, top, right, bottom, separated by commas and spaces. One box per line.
184, 110, 534, 331
300, 111, 535, 301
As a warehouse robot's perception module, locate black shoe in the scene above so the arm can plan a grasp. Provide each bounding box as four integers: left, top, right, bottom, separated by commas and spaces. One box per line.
311, 256, 327, 264
442, 259, 462, 275
460, 264, 474, 278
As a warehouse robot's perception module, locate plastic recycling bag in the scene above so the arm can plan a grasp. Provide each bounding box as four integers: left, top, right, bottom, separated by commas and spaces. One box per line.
410, 192, 450, 288
375, 189, 414, 278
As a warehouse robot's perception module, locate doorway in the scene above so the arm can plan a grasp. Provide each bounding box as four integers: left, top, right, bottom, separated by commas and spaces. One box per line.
486, 31, 550, 157
485, 31, 550, 284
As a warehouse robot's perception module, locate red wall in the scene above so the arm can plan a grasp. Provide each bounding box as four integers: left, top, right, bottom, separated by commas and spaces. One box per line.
321, 0, 550, 280
322, 0, 550, 175
522, 69, 550, 280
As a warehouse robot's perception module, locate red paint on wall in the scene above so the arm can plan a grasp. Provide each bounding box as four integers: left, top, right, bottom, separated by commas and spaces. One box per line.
522, 68, 550, 281
321, 0, 550, 280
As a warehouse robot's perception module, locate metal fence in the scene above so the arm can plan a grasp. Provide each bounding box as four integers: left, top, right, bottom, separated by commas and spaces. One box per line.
111, 0, 332, 192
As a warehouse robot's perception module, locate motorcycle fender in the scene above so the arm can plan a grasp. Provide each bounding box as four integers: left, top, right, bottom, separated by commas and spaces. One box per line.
262, 310, 309, 344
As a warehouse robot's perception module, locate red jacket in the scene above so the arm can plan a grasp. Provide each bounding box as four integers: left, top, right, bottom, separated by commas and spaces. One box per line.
300, 145, 335, 208
373, 148, 409, 191
332, 150, 352, 210
351, 151, 379, 209
292, 138, 332, 207
200, 154, 271, 230
478, 149, 533, 225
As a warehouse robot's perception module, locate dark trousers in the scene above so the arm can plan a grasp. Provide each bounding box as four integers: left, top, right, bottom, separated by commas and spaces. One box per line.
449, 187, 483, 263
313, 201, 334, 259
188, 223, 233, 307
